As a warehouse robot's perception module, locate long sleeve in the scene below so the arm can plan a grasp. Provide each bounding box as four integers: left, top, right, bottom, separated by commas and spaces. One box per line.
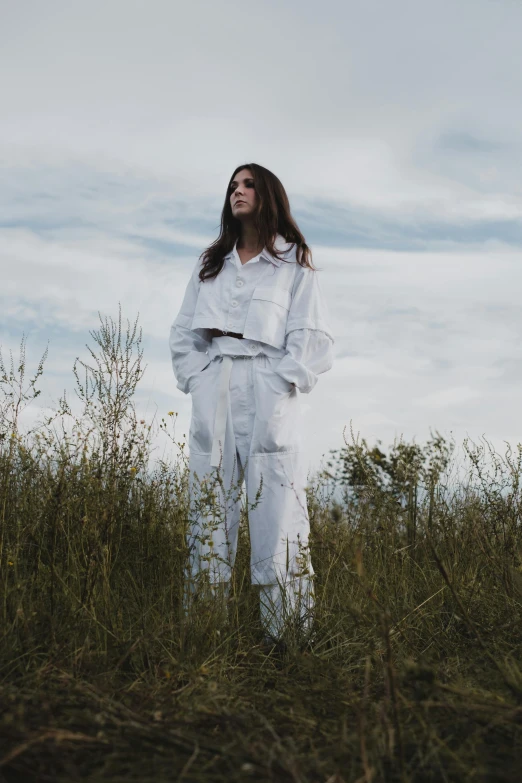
272, 328, 334, 393
272, 266, 334, 394
169, 323, 212, 394
169, 260, 213, 394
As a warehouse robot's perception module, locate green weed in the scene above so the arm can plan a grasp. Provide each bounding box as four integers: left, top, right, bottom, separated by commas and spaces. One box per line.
1, 312, 521, 782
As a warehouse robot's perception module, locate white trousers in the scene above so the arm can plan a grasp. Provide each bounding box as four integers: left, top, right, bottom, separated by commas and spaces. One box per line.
185, 352, 315, 639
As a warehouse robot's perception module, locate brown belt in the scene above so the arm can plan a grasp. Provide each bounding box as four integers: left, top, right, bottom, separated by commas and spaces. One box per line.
208, 329, 243, 339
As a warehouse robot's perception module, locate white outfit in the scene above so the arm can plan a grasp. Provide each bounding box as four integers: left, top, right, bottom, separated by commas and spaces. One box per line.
169, 235, 334, 639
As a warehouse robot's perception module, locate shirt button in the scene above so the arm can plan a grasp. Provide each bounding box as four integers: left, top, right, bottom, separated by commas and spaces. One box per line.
231, 300, 238, 307
236, 279, 244, 287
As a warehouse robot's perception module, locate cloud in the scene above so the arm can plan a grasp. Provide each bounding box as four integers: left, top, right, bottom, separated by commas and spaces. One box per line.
3, 179, 521, 475
413, 386, 482, 410
1, 0, 521, 206
1, 0, 522, 472
436, 132, 504, 155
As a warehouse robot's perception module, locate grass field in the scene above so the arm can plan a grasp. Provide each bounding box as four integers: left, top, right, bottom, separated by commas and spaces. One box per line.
1, 316, 522, 782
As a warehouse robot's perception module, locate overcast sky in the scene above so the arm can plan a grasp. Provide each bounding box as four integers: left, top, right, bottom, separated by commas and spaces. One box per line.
1, 0, 521, 479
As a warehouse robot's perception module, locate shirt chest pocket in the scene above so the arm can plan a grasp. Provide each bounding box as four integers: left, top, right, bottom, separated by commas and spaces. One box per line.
243, 285, 292, 349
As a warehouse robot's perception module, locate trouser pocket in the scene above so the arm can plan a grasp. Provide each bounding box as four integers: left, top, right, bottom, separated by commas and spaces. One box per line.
251, 356, 301, 454
188, 357, 221, 454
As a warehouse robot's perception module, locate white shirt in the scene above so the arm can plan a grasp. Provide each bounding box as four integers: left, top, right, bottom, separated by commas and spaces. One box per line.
170, 234, 334, 394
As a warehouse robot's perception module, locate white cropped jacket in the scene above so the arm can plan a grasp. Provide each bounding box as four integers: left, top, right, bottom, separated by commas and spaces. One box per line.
170, 235, 334, 394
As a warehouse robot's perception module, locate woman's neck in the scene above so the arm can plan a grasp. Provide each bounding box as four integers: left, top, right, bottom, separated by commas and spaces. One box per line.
238, 223, 262, 253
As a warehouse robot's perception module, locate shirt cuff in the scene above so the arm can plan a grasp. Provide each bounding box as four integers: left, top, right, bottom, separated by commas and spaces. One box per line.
270, 354, 318, 394
174, 351, 212, 394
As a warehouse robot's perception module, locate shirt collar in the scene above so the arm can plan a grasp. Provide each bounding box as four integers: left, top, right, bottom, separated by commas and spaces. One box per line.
225, 234, 292, 268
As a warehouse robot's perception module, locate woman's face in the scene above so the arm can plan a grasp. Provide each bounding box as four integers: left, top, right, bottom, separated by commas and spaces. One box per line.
229, 168, 257, 221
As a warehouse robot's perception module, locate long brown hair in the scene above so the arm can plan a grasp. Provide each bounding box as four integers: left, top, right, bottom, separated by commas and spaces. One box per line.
199, 163, 316, 282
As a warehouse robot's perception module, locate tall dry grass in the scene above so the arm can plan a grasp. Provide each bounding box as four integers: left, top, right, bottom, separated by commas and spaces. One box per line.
1, 311, 522, 782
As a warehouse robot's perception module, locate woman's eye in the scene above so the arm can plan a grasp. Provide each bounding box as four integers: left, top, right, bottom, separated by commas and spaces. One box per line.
229, 181, 254, 192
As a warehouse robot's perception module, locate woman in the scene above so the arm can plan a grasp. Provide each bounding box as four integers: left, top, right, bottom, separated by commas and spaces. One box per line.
169, 163, 334, 647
